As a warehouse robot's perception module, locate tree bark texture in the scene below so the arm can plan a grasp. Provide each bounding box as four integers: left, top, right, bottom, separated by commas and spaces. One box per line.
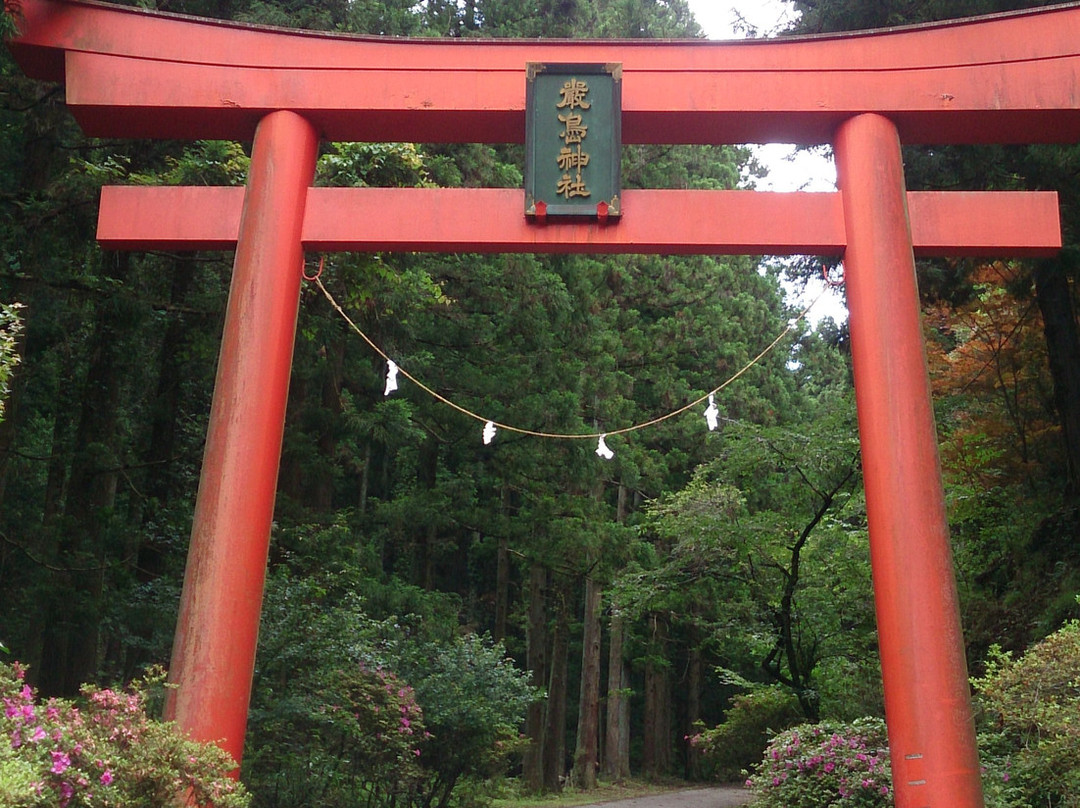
1034, 257, 1080, 499
572, 575, 602, 789
544, 585, 570, 792
642, 613, 672, 778
39, 251, 132, 694
523, 564, 548, 792
603, 609, 631, 781
685, 644, 703, 779
494, 488, 510, 641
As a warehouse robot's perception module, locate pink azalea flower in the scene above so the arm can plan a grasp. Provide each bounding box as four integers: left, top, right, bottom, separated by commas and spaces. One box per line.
50, 750, 71, 775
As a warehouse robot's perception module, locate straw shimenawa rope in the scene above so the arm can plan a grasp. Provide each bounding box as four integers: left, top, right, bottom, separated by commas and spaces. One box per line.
314, 274, 826, 441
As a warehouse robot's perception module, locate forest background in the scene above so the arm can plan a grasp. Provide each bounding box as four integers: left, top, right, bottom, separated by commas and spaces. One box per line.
1, 0, 1079, 806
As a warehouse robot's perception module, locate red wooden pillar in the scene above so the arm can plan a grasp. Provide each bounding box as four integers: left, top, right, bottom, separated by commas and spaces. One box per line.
165, 110, 319, 766
834, 112, 984, 808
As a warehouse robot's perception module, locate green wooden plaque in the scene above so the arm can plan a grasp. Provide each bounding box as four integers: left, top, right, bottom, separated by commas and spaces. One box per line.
525, 63, 622, 220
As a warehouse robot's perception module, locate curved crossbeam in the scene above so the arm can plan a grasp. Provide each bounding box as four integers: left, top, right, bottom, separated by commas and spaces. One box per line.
9, 0, 1080, 143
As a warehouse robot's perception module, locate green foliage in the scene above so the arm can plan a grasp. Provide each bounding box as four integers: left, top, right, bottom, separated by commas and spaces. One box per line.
789, 0, 1062, 34
746, 718, 892, 808
374, 628, 535, 800
789, 0, 1080, 646
0, 661, 249, 807
690, 686, 803, 781
974, 727, 1028, 808
972, 619, 1080, 808
0, 301, 22, 421
158, 140, 250, 186
18, 0, 1074, 794
319, 142, 431, 189
248, 661, 428, 808
245, 568, 428, 807
246, 567, 534, 808
621, 399, 871, 720
0, 741, 37, 807
1, 3, 18, 40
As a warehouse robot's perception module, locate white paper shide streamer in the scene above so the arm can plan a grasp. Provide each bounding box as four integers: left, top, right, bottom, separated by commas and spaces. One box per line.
596, 434, 615, 460
384, 360, 399, 396
703, 393, 719, 431
483, 421, 497, 445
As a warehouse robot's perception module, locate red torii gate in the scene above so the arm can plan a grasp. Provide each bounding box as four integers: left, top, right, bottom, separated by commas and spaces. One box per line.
9, 2, 1080, 806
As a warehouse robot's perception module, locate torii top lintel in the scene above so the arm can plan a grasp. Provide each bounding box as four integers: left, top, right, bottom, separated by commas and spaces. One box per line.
8, 0, 1080, 146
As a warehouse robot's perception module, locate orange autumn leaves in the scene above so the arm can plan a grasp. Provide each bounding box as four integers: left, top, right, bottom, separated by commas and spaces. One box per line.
924, 261, 1060, 492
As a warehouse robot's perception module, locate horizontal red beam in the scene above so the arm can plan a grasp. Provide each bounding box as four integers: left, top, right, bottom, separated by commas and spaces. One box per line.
10, 0, 1080, 144
97, 186, 1061, 257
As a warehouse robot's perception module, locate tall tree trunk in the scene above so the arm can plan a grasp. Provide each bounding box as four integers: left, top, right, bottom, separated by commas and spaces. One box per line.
278, 307, 343, 513
313, 334, 344, 511
523, 564, 548, 792
0, 286, 46, 677
603, 483, 632, 780
642, 613, 671, 779
277, 371, 307, 501
1034, 257, 1080, 499
40, 252, 132, 694
22, 382, 74, 682
358, 441, 371, 515
572, 574, 602, 789
685, 644, 703, 779
417, 434, 439, 589
603, 609, 631, 781
137, 256, 196, 577
544, 583, 570, 792
494, 532, 509, 642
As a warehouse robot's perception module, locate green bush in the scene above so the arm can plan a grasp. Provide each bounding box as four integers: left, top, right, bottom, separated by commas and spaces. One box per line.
376, 628, 534, 805
973, 619, 1080, 808
0, 302, 23, 423
245, 661, 427, 808
689, 686, 803, 781
746, 718, 891, 808
974, 727, 1027, 808
246, 574, 535, 808
0, 661, 249, 807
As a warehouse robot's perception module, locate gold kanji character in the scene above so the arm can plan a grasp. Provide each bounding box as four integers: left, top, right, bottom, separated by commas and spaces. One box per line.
556, 146, 590, 171
558, 113, 588, 144
556, 78, 591, 110
556, 173, 591, 199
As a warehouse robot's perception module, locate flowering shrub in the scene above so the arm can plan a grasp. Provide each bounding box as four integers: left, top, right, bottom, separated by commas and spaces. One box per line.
320, 662, 429, 777
974, 728, 1027, 808
245, 661, 430, 807
972, 619, 1080, 808
688, 686, 803, 781
747, 718, 892, 808
247, 633, 532, 808
247, 573, 536, 808
382, 631, 533, 786
0, 661, 249, 807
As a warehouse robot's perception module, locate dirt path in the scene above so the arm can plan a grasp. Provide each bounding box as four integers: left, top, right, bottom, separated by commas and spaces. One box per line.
574, 785, 753, 808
